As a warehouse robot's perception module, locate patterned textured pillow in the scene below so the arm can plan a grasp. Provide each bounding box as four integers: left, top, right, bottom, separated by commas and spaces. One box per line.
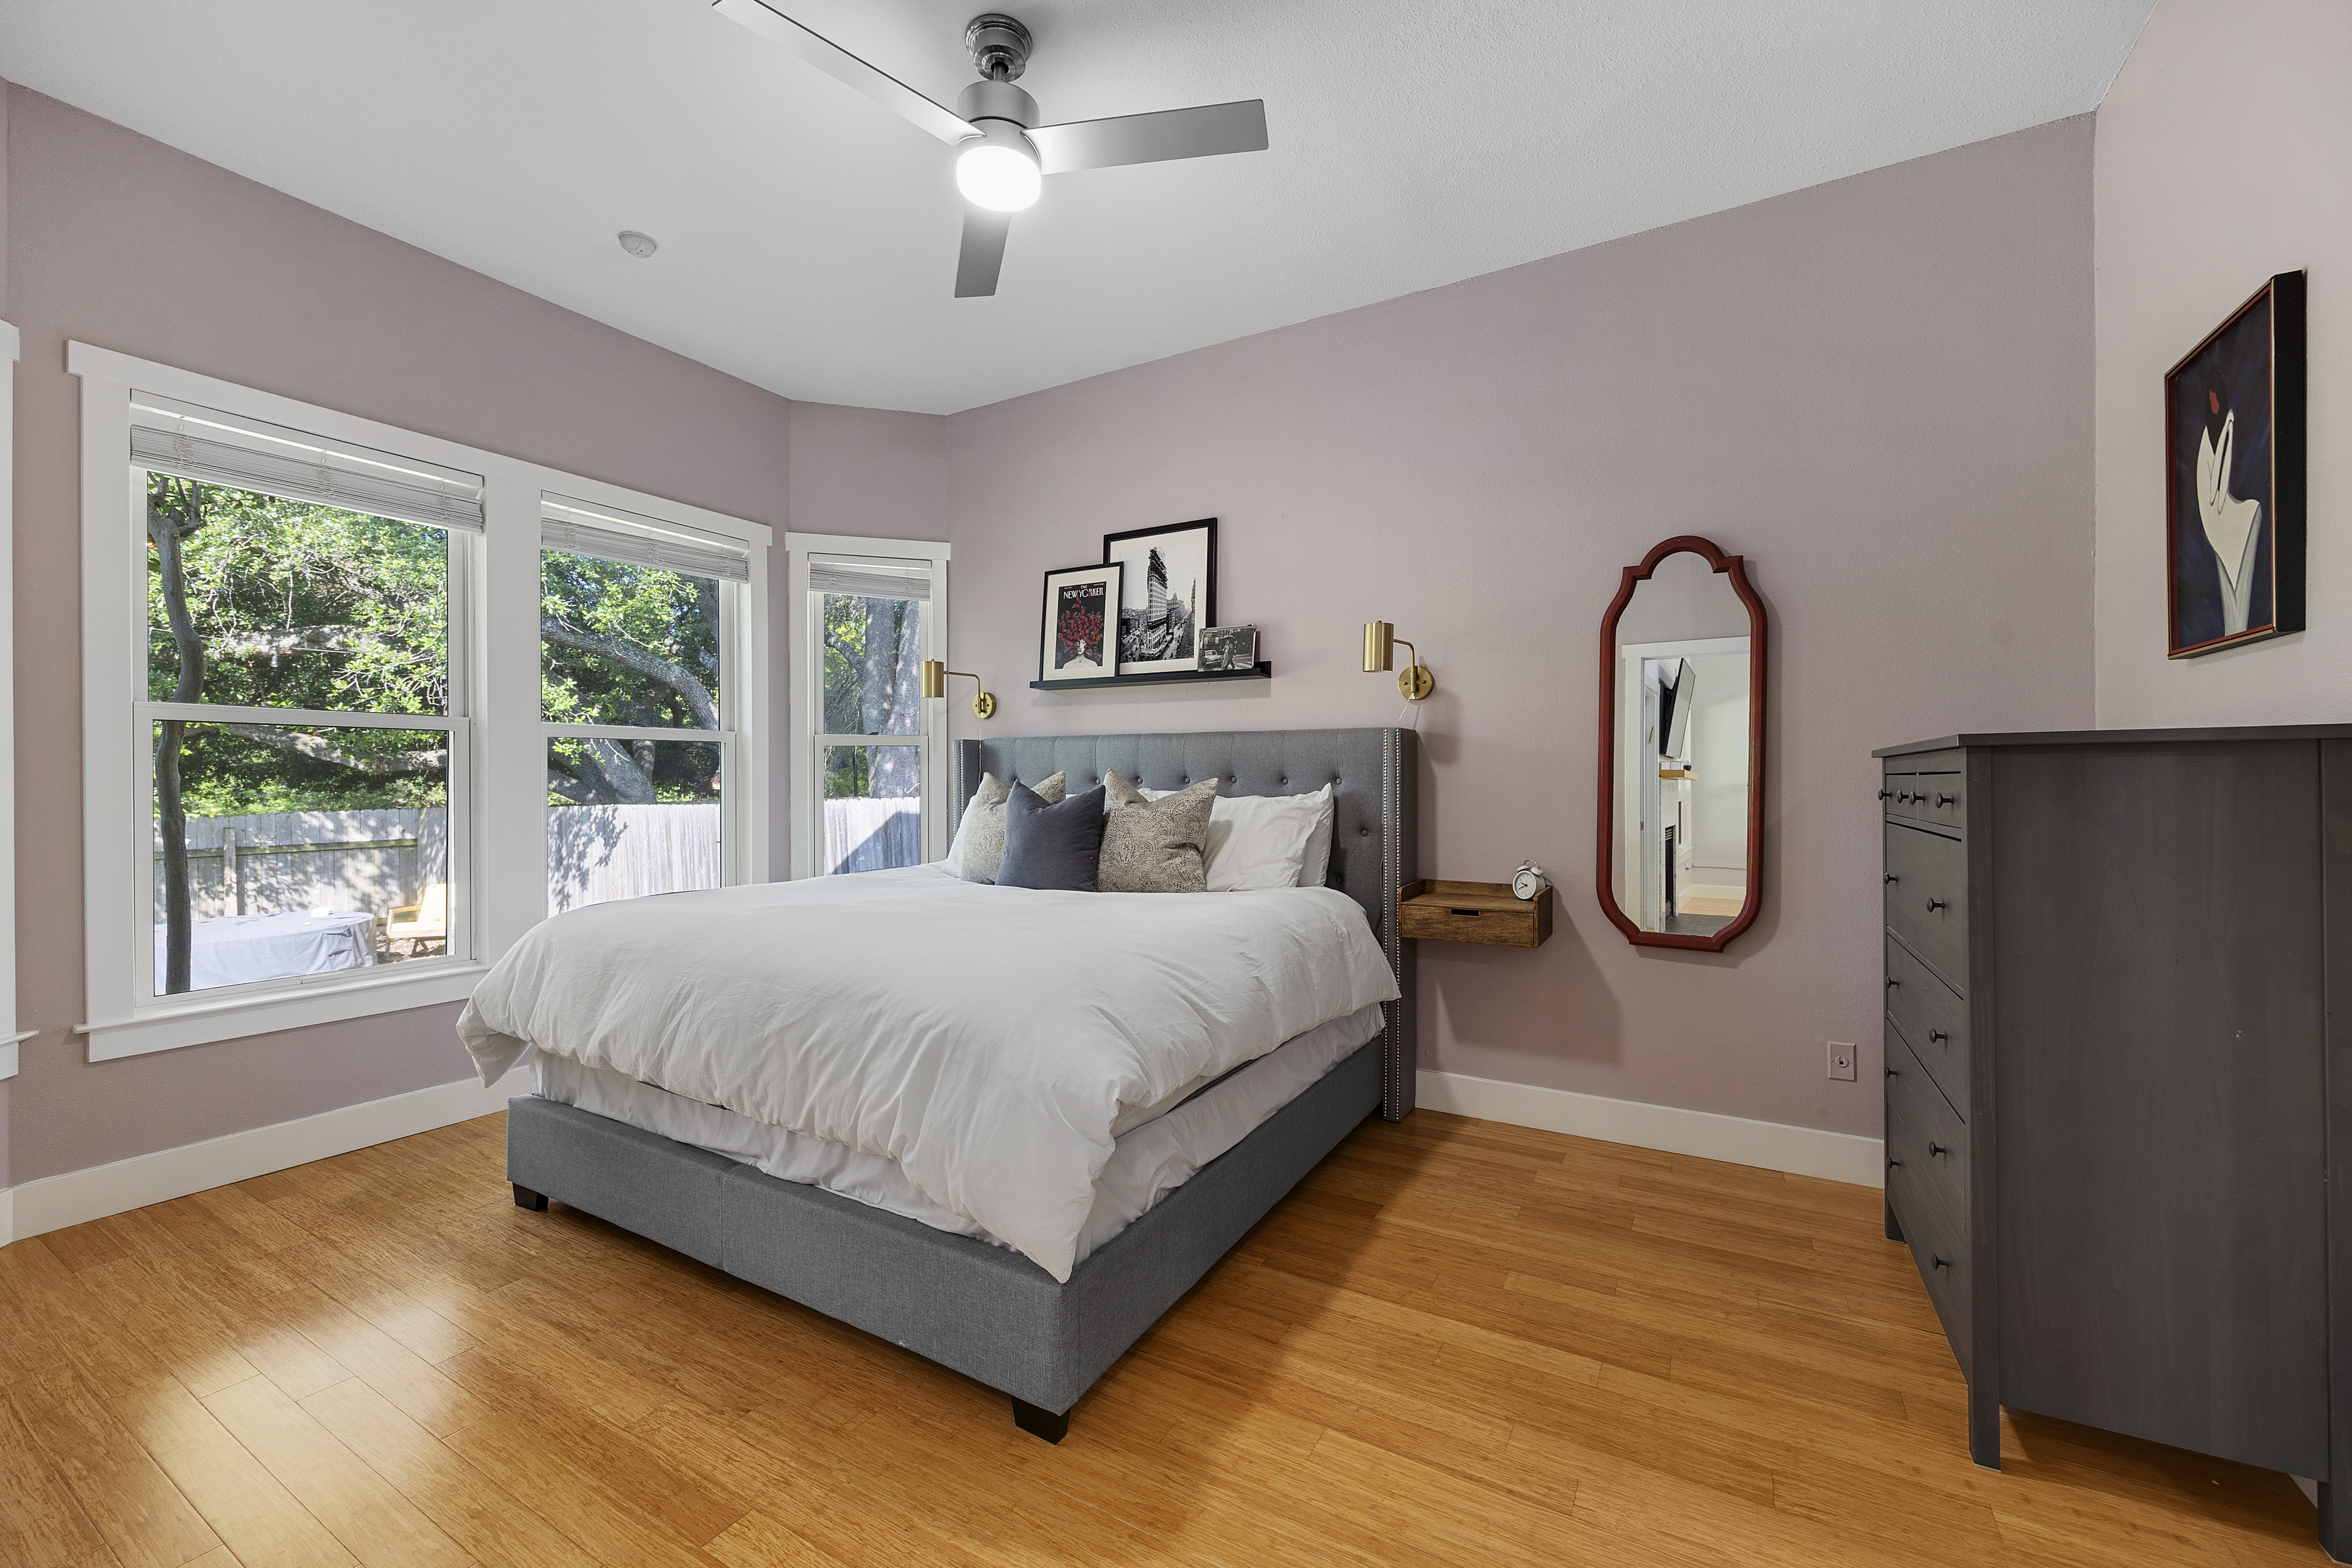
956, 771, 1065, 884
1097, 772, 1217, 893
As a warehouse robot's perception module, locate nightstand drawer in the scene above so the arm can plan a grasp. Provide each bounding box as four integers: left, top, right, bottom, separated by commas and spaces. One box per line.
1884, 823, 1967, 991
1884, 935, 1969, 1114
1399, 881, 1552, 948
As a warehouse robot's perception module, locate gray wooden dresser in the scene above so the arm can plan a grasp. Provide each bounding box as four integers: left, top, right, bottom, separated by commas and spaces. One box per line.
1877, 726, 2350, 1561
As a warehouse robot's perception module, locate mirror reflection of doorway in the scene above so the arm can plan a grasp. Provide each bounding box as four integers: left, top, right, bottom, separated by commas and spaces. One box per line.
1620, 637, 1750, 937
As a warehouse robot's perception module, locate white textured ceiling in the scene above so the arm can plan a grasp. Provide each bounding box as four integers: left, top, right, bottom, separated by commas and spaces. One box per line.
0, 1, 2152, 414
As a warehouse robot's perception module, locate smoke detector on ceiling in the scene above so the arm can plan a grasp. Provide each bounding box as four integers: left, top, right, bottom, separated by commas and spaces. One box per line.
617, 230, 660, 259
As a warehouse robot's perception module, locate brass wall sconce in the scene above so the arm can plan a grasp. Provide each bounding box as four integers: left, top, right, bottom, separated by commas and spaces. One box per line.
920, 658, 996, 719
1362, 621, 1435, 701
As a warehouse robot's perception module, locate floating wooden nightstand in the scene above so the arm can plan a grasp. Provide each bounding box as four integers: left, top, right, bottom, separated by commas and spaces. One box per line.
1399, 880, 1553, 948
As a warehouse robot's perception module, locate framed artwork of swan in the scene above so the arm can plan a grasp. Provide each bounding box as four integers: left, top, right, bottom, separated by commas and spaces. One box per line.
2165, 271, 2306, 658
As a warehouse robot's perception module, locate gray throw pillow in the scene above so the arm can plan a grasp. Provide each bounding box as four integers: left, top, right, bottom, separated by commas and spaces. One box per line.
956, 771, 1064, 884
1097, 773, 1217, 893
998, 784, 1108, 891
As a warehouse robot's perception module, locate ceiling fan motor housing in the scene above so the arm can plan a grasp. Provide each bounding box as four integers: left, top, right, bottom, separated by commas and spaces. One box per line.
964, 14, 1032, 81
957, 77, 1038, 129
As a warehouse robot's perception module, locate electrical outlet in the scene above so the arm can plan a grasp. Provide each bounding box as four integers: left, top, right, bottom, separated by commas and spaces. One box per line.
1826, 1042, 1857, 1081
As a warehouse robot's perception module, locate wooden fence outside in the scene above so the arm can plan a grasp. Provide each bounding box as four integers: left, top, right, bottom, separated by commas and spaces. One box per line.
153, 808, 447, 921
824, 797, 921, 875
547, 803, 722, 915
153, 798, 925, 923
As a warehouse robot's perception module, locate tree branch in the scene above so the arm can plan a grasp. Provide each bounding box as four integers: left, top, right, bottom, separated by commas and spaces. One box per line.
219, 725, 446, 775
547, 770, 597, 804
147, 479, 205, 994
148, 482, 206, 705
542, 617, 718, 730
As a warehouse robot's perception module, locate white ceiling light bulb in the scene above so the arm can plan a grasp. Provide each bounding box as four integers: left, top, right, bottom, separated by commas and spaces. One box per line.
617, 230, 659, 259
955, 130, 1041, 213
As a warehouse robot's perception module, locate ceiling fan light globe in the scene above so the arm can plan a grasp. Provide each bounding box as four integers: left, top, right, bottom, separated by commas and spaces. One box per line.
956, 139, 1041, 212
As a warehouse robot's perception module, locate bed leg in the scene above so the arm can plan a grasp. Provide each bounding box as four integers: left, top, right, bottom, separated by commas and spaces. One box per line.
513, 1183, 549, 1212
1011, 1397, 1068, 1444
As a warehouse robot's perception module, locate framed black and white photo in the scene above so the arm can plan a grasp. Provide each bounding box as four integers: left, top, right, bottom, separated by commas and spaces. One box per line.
1037, 562, 1121, 685
2165, 271, 2306, 658
1103, 518, 1216, 677
1197, 625, 1257, 673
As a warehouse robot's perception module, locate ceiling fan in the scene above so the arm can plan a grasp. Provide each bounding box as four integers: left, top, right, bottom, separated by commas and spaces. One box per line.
712, 2, 1269, 297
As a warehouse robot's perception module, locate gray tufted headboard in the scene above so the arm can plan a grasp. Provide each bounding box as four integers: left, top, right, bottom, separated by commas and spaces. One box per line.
953, 728, 1419, 1121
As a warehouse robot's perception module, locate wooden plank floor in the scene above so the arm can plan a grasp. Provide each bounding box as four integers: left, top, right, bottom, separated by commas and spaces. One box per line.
1, 1107, 2330, 1566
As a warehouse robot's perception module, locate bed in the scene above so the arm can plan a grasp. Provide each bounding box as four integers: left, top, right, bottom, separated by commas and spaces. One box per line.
468, 726, 1419, 1441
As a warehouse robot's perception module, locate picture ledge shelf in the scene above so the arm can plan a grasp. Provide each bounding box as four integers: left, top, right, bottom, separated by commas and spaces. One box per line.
1030, 661, 1272, 691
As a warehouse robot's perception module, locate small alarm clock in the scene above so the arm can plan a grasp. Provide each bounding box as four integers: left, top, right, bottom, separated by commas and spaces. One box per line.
1511, 860, 1549, 901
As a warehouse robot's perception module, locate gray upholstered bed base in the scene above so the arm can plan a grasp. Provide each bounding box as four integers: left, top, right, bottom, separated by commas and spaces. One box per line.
507, 726, 1417, 1440
508, 1039, 1379, 1430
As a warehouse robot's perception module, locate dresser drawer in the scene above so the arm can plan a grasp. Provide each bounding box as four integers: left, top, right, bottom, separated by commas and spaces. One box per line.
1887, 1146, 1972, 1376
1884, 823, 1967, 991
1886, 772, 1964, 834
1885, 1031, 1967, 1237
1884, 935, 1969, 1114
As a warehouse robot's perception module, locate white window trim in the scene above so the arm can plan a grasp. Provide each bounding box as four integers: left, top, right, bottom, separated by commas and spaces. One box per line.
71, 342, 770, 1059
0, 321, 24, 1080
785, 533, 950, 880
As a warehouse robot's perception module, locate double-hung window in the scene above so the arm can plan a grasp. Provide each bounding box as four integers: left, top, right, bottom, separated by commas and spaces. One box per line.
129, 393, 478, 1003
542, 495, 755, 912
786, 536, 950, 877
75, 344, 770, 1060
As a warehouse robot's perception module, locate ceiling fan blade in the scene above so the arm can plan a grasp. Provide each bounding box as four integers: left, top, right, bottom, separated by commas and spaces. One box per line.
1029, 100, 1268, 175
712, 0, 974, 146
955, 209, 1012, 298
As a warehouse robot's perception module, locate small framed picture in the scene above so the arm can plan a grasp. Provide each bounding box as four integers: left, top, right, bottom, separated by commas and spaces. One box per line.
1038, 562, 1121, 684
2164, 271, 2306, 658
1197, 625, 1257, 673
1103, 517, 1216, 677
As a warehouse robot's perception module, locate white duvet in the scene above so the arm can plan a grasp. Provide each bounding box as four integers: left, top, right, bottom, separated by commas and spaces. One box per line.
456, 865, 1398, 1281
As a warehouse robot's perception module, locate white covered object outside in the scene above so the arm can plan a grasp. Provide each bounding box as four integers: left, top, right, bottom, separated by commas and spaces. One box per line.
155, 910, 377, 990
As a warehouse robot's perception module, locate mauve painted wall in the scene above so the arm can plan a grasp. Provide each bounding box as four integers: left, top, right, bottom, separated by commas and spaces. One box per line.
1, 77, 13, 1189
933, 117, 2097, 1138
2092, 0, 2352, 727
4, 87, 795, 1186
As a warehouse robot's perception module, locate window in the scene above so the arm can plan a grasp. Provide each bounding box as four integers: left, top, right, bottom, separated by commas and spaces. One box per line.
542, 495, 749, 914
135, 394, 478, 1000
787, 537, 950, 878
75, 345, 770, 1059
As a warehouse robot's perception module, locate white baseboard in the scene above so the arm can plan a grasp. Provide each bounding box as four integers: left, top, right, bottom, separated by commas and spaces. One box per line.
1, 1068, 530, 1247
1416, 1069, 1885, 1189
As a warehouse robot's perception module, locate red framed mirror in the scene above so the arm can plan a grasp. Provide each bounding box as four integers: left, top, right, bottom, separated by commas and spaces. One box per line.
1595, 536, 1766, 951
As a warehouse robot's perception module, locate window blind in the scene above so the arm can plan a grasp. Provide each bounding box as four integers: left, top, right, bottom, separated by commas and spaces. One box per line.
130, 393, 486, 532
808, 555, 933, 602
541, 494, 751, 582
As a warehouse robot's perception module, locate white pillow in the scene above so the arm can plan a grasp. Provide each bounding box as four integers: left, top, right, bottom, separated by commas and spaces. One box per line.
940, 804, 972, 876
1296, 785, 1337, 887
1145, 784, 1331, 891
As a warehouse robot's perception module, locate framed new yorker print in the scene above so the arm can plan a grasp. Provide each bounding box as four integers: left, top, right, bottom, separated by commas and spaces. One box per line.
1037, 562, 1121, 684
1103, 518, 1217, 677
2165, 271, 2306, 658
